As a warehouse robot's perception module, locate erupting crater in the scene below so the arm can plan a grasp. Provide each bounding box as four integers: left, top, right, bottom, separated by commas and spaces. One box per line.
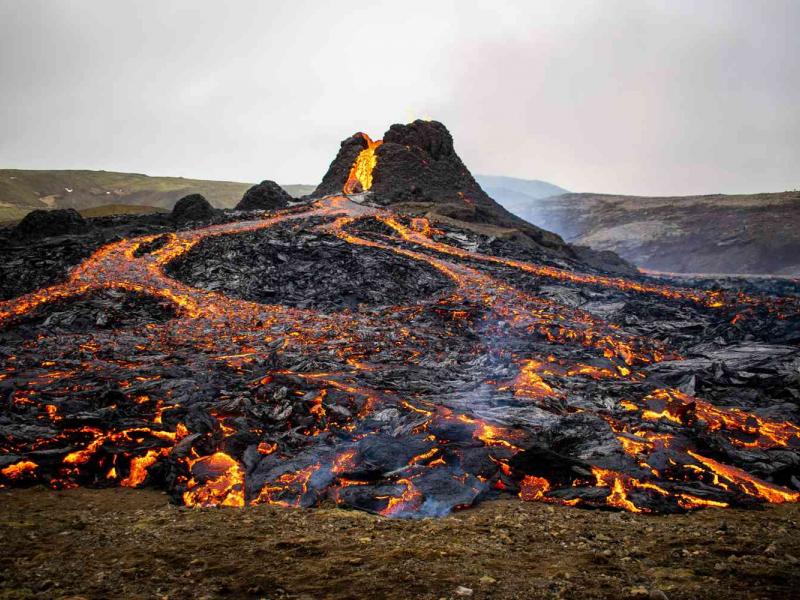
343, 133, 382, 194
1, 121, 799, 517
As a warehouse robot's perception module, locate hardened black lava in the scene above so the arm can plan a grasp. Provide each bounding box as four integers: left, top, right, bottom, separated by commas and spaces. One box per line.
1, 120, 798, 517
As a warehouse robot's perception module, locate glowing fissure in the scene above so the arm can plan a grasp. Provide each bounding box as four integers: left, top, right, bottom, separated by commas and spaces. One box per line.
343, 133, 382, 194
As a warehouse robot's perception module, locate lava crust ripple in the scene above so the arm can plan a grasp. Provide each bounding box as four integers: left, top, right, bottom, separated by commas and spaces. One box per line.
164, 217, 455, 310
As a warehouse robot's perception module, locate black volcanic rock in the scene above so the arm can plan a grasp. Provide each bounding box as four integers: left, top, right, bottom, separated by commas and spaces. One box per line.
312, 121, 575, 256
235, 180, 292, 211
313, 133, 370, 197
12, 208, 89, 240
1, 289, 175, 342
171, 194, 215, 223
1, 183, 799, 517
372, 121, 564, 247
382, 120, 455, 159
166, 220, 454, 311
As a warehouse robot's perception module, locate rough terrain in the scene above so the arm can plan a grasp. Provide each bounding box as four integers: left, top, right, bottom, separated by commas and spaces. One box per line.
1, 121, 799, 599
497, 191, 800, 275
1, 487, 798, 600
0, 169, 313, 222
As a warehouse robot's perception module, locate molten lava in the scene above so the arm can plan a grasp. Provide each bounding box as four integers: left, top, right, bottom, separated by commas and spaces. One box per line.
183, 452, 246, 508
0, 192, 798, 516
343, 133, 382, 194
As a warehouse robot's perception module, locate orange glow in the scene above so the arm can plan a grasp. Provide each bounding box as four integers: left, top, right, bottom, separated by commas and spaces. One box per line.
456, 414, 522, 451
0, 192, 797, 515
257, 441, 277, 455
121, 449, 161, 487
688, 451, 799, 503
331, 449, 358, 474
677, 494, 728, 510
616, 435, 652, 456
409, 217, 436, 237
640, 388, 800, 449
343, 134, 382, 194
183, 452, 245, 508
592, 468, 642, 513
513, 360, 555, 400
1, 460, 38, 480
252, 463, 321, 508
519, 475, 550, 501
379, 478, 422, 516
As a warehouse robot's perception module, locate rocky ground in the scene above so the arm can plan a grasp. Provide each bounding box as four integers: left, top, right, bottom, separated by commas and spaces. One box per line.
1, 121, 799, 599
165, 219, 454, 311
1, 487, 798, 600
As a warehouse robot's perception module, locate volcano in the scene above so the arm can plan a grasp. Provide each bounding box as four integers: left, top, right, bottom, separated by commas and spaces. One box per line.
1, 120, 799, 517
316, 122, 589, 259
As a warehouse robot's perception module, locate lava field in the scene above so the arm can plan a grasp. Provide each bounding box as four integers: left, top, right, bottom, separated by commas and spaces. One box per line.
1, 121, 799, 517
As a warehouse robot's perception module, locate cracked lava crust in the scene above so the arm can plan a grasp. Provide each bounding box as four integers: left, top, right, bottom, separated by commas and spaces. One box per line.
2, 125, 800, 517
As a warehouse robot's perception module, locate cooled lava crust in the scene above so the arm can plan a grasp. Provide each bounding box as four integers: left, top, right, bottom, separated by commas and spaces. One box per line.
1, 121, 800, 517
165, 217, 454, 311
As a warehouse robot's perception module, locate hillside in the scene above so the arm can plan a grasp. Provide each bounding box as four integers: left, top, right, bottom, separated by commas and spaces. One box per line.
0, 169, 314, 222
504, 191, 800, 275
475, 175, 569, 209
78, 204, 169, 218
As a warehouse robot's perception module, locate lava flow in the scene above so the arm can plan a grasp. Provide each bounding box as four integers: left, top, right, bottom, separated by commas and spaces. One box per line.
1, 135, 799, 517
343, 133, 382, 194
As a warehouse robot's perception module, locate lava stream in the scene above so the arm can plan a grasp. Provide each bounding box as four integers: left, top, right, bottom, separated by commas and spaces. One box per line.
0, 193, 798, 515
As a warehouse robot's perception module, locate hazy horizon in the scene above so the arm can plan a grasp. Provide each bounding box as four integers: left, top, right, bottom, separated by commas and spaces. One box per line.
1, 0, 797, 196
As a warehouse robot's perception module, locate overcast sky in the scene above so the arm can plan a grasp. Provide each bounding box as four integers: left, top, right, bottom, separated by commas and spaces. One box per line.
1, 0, 797, 195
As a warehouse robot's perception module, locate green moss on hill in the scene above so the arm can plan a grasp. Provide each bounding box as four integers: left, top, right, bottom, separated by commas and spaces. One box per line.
0, 169, 314, 218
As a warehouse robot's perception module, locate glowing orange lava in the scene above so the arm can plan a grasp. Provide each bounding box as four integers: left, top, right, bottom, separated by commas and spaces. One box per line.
0, 193, 797, 515
343, 134, 382, 194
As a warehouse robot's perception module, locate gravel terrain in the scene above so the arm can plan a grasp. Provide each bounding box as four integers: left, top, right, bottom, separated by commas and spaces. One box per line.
1, 487, 798, 600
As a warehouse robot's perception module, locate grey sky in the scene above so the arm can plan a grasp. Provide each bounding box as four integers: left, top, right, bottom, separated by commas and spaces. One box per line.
1, 0, 797, 195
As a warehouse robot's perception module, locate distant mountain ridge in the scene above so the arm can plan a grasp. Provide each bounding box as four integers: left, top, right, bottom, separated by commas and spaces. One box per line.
500, 190, 800, 276
0, 169, 314, 222
475, 175, 569, 210
474, 174, 800, 275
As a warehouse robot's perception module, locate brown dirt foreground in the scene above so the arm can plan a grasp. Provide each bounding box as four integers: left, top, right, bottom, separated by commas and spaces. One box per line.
1, 488, 798, 600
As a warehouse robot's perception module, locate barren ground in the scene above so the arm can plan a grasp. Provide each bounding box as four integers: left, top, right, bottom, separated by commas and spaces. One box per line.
499, 191, 800, 275
1, 488, 798, 600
